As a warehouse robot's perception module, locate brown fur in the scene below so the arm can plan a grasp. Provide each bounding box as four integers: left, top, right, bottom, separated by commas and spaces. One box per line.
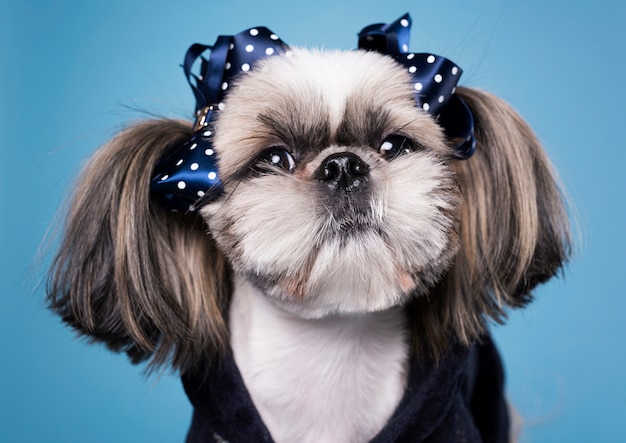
47, 120, 230, 375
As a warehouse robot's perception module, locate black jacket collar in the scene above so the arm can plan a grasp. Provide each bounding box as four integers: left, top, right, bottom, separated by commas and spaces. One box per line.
182, 335, 509, 443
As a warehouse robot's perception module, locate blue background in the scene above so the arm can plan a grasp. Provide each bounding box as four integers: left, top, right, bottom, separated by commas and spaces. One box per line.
2, 0, 624, 441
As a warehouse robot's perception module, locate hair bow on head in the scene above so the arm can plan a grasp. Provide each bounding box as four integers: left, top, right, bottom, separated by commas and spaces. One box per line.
150, 28, 289, 212
358, 13, 476, 158
151, 13, 475, 212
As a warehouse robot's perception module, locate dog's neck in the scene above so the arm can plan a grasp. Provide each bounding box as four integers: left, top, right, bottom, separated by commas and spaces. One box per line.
229, 275, 409, 443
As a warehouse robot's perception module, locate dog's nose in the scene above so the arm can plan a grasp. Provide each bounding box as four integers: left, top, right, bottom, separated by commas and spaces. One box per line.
314, 152, 370, 192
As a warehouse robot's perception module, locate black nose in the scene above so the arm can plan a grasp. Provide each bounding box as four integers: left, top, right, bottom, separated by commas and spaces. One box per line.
314, 152, 370, 192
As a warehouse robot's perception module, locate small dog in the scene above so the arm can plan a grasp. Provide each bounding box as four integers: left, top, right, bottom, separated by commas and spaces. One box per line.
47, 14, 570, 443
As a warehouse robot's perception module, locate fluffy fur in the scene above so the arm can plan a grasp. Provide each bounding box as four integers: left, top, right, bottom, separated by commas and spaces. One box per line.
47, 48, 570, 441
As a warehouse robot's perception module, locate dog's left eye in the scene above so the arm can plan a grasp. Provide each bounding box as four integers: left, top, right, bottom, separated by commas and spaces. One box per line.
256, 147, 296, 172
379, 135, 420, 159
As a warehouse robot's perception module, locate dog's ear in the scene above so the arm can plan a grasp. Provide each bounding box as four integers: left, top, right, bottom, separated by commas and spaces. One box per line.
451, 86, 571, 306
411, 87, 571, 359
47, 119, 229, 375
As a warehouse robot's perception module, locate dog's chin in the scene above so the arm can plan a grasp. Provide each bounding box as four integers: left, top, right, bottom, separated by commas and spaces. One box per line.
256, 283, 411, 320
243, 233, 423, 319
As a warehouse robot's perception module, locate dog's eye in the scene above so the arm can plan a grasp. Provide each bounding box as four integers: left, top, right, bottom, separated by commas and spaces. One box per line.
257, 147, 296, 172
379, 135, 420, 159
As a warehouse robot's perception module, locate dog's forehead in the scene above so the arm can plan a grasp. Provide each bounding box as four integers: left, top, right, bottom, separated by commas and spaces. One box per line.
226, 48, 415, 122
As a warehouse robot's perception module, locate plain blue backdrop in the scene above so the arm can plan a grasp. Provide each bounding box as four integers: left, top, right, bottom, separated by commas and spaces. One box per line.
2, 0, 625, 442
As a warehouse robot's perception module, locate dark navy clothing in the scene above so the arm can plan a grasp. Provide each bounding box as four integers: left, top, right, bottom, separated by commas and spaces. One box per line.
182, 335, 509, 443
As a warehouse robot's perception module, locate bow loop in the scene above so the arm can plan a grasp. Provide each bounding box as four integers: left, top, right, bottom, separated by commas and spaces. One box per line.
183, 29, 289, 113
358, 13, 412, 56
183, 42, 223, 111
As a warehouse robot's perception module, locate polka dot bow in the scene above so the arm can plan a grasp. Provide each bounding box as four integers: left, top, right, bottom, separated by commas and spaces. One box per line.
150, 27, 289, 212
151, 14, 474, 212
358, 13, 476, 159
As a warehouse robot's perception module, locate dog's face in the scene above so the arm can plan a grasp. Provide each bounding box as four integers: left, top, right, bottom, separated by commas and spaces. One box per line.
201, 49, 461, 318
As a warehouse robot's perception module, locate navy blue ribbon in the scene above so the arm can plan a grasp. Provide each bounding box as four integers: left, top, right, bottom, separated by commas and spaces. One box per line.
151, 28, 288, 211
358, 13, 476, 158
151, 14, 475, 212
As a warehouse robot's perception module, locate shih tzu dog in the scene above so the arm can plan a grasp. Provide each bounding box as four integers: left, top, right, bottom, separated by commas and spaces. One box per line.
47, 14, 570, 443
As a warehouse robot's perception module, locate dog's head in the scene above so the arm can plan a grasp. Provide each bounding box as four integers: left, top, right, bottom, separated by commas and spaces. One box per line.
204, 49, 461, 318
47, 16, 570, 374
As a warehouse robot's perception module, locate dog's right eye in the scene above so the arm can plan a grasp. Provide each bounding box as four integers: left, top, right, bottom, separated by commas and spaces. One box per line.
255, 147, 296, 172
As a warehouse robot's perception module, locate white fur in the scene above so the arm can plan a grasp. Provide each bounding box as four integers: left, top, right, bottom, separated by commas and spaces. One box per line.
229, 274, 409, 443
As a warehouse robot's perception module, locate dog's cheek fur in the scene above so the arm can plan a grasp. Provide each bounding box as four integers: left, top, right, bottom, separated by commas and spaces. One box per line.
380, 153, 460, 280
203, 174, 323, 289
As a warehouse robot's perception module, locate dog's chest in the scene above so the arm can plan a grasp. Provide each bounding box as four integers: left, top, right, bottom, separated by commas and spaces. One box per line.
229, 277, 409, 443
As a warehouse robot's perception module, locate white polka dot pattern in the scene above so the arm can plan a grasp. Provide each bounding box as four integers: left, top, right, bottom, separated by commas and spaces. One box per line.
150, 107, 223, 212
394, 52, 464, 117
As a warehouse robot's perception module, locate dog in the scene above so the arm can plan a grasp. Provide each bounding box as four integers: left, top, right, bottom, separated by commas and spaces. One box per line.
47, 14, 570, 443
